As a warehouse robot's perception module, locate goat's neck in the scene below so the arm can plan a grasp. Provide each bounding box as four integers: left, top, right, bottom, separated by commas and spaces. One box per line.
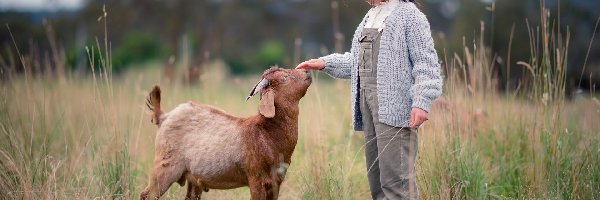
259, 101, 300, 160
261, 102, 299, 131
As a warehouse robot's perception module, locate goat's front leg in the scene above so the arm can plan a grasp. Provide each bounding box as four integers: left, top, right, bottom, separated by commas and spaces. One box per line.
269, 178, 284, 200
266, 182, 280, 200
248, 177, 268, 200
249, 177, 281, 200
185, 183, 202, 200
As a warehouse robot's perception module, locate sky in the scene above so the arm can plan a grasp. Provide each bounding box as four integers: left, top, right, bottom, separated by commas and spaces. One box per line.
0, 0, 84, 11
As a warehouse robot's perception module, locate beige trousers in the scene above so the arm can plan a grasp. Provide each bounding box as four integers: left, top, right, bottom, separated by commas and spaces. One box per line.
358, 28, 419, 200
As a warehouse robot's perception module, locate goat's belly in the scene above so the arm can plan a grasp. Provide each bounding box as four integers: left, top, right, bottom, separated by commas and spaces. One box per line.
186, 167, 248, 190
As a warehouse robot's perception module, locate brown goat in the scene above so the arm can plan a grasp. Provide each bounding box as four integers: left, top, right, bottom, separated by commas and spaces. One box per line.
141, 67, 312, 200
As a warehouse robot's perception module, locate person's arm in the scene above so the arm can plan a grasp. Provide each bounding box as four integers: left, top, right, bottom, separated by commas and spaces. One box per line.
296, 52, 353, 80
318, 52, 352, 79
406, 9, 443, 122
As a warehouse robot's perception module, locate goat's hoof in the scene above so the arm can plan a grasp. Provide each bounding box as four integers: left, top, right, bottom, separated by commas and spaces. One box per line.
140, 191, 148, 200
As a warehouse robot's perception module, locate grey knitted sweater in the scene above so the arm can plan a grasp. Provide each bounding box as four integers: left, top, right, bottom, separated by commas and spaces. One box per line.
320, 2, 442, 130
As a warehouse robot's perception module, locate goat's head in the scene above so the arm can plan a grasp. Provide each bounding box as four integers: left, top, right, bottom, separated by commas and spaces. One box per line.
247, 66, 312, 118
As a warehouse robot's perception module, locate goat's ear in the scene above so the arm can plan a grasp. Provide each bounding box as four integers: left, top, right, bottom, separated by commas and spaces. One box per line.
259, 89, 275, 118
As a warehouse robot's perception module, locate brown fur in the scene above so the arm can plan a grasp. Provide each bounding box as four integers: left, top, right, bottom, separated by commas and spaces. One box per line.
141, 67, 312, 200
146, 85, 163, 125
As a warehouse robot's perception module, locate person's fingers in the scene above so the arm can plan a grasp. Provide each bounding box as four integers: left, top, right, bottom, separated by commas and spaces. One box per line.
416, 119, 422, 128
414, 113, 423, 127
295, 61, 308, 69
309, 59, 325, 70
416, 117, 424, 127
296, 59, 324, 70
415, 114, 429, 127
298, 63, 312, 69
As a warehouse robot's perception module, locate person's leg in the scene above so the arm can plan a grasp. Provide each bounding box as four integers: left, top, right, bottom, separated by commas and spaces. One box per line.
374, 125, 419, 200
365, 89, 419, 200
360, 89, 385, 200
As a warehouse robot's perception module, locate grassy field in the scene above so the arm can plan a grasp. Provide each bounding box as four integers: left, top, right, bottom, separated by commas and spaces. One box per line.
1, 2, 600, 198
0, 57, 599, 199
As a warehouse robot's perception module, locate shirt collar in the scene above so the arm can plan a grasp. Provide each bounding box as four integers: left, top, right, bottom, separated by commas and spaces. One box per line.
367, 0, 400, 16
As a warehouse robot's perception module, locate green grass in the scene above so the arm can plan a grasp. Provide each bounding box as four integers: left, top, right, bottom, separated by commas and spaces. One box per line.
0, 62, 598, 199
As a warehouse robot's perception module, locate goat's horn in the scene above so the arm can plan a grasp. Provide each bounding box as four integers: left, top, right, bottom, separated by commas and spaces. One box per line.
246, 78, 269, 101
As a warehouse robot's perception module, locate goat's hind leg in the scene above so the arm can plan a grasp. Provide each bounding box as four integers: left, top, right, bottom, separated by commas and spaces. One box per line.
140, 163, 184, 200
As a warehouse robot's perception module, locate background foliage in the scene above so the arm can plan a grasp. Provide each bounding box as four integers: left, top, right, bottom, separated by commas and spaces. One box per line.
1, 0, 599, 88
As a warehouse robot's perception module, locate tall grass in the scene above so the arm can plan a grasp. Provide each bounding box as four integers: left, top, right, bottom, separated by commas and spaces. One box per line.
0, 1, 599, 199
422, 1, 600, 199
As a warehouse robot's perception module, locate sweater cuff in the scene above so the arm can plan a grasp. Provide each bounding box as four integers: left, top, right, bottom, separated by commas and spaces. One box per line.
319, 56, 335, 74
412, 96, 432, 113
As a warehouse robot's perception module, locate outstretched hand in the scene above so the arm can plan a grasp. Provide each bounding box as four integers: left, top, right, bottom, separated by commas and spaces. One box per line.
410, 108, 429, 128
296, 59, 325, 70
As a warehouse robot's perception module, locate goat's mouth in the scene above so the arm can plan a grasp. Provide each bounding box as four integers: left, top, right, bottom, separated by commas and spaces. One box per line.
304, 76, 312, 82
303, 72, 312, 82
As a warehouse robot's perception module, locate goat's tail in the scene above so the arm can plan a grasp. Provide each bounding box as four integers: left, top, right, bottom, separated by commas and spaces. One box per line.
146, 85, 163, 126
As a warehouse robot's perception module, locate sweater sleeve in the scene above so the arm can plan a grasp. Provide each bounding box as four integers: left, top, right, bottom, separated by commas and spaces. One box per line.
319, 52, 353, 79
406, 9, 443, 112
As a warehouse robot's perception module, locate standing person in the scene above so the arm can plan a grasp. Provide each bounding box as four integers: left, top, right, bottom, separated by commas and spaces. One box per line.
296, 0, 442, 199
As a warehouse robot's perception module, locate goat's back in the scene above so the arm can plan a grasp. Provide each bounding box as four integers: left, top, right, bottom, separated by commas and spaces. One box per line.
155, 102, 248, 189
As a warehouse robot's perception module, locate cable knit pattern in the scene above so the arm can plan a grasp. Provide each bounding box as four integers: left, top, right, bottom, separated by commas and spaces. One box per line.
320, 2, 442, 130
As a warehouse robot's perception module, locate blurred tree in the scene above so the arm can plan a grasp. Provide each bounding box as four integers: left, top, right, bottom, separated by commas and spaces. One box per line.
490, 0, 531, 90
1, 0, 598, 90
111, 31, 162, 72
446, 0, 486, 55
555, 0, 600, 89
